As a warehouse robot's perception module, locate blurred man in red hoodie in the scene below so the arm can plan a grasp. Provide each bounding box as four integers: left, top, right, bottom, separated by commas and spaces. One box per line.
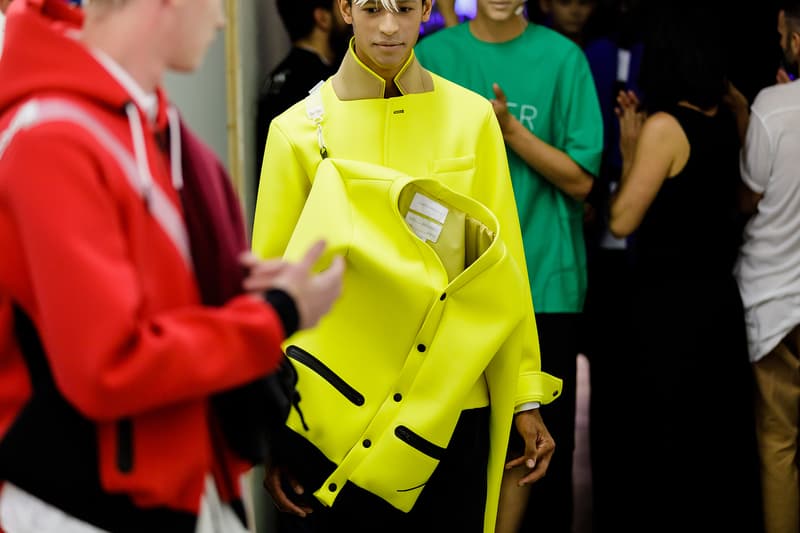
0, 0, 345, 532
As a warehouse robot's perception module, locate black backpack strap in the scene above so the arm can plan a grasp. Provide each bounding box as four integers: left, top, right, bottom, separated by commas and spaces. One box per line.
0, 305, 196, 533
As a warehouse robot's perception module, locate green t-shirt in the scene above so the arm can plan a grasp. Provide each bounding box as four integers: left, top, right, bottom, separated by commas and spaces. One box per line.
416, 23, 603, 313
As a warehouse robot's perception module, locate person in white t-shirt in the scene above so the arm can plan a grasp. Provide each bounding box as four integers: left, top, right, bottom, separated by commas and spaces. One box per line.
735, 2, 800, 532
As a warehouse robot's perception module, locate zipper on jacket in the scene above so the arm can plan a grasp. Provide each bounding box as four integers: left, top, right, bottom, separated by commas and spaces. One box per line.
286, 345, 365, 406
394, 425, 446, 461
116, 419, 134, 473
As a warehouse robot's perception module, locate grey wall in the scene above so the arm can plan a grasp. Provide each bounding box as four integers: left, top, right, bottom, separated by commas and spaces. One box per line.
164, 36, 229, 169
164, 0, 290, 229
260, 0, 292, 76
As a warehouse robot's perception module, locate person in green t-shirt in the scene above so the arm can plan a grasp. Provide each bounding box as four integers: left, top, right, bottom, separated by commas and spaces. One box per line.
416, 2, 602, 532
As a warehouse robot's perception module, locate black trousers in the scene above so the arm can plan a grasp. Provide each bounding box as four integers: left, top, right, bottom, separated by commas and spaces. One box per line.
515, 313, 580, 533
276, 407, 490, 533
581, 248, 634, 533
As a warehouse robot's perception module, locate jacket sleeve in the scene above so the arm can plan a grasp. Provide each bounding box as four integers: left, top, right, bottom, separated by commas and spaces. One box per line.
3, 127, 286, 421
252, 121, 312, 259
472, 109, 563, 406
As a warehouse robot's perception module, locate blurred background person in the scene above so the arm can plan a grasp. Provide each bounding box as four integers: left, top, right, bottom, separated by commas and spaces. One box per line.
735, 2, 800, 532
0, 0, 344, 531
255, 0, 351, 196
609, 2, 763, 531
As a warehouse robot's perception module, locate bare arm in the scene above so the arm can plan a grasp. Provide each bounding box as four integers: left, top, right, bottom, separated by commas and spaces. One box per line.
437, 0, 460, 27
738, 182, 763, 216
723, 81, 751, 145
492, 83, 594, 201
610, 95, 686, 238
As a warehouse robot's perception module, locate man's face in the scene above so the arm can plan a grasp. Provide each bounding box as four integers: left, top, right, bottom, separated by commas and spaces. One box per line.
544, 0, 594, 38
779, 10, 800, 77
475, 0, 525, 23
338, 0, 431, 81
167, 0, 226, 72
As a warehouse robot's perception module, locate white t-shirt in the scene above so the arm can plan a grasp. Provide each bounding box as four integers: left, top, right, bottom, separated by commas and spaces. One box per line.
734, 80, 800, 362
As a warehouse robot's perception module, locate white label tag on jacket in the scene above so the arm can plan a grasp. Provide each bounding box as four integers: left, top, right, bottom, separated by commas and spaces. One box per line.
410, 193, 449, 224
405, 211, 443, 243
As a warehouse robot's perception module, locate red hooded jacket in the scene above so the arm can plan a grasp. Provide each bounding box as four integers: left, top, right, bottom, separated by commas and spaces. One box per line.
0, 0, 285, 528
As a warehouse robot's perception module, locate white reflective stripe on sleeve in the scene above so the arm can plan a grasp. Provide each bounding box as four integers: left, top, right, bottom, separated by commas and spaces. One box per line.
0, 99, 193, 269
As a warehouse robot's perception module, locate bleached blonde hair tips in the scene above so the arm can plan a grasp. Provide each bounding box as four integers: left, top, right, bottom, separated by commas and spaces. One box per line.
352, 0, 401, 12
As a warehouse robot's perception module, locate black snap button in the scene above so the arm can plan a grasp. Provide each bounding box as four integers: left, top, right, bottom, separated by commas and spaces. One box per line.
363, 439, 372, 448
328, 483, 337, 492
553, 390, 559, 397
440, 293, 447, 301
417, 344, 426, 352
393, 393, 402, 402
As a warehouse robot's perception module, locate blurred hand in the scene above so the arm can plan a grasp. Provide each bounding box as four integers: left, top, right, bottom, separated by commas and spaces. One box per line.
491, 83, 516, 136
505, 409, 555, 486
240, 253, 289, 294
437, 0, 460, 27
264, 465, 313, 518
722, 81, 748, 113
615, 89, 645, 163
777, 67, 794, 84
245, 241, 344, 331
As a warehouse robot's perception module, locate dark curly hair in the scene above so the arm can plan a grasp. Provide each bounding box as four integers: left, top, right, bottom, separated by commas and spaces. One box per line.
276, 0, 334, 42
638, 1, 727, 113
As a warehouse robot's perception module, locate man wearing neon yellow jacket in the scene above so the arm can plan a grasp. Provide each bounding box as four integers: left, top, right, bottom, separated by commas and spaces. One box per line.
253, 1, 562, 531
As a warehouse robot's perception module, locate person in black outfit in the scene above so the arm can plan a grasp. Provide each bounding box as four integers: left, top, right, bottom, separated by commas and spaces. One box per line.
255, 0, 351, 195
608, 2, 764, 531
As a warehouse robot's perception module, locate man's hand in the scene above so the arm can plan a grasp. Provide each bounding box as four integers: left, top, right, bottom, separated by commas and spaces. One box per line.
505, 409, 555, 486
777, 67, 794, 84
240, 253, 289, 293
242, 240, 345, 331
263, 464, 314, 518
491, 83, 517, 136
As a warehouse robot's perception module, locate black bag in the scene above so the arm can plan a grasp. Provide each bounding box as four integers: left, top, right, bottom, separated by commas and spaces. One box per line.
177, 120, 301, 464
212, 358, 301, 463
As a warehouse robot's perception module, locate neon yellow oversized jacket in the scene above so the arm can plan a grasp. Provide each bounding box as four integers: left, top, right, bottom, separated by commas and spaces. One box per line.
253, 48, 562, 531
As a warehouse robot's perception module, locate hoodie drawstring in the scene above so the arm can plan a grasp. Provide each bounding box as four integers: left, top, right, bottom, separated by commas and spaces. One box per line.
124, 102, 185, 200
124, 102, 154, 205
1, 97, 193, 268
166, 107, 184, 191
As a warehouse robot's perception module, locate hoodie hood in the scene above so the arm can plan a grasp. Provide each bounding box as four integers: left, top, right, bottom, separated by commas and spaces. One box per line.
0, 0, 167, 125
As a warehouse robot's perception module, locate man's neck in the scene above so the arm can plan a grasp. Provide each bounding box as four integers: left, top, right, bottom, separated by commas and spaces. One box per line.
469, 14, 527, 43
81, 7, 162, 93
